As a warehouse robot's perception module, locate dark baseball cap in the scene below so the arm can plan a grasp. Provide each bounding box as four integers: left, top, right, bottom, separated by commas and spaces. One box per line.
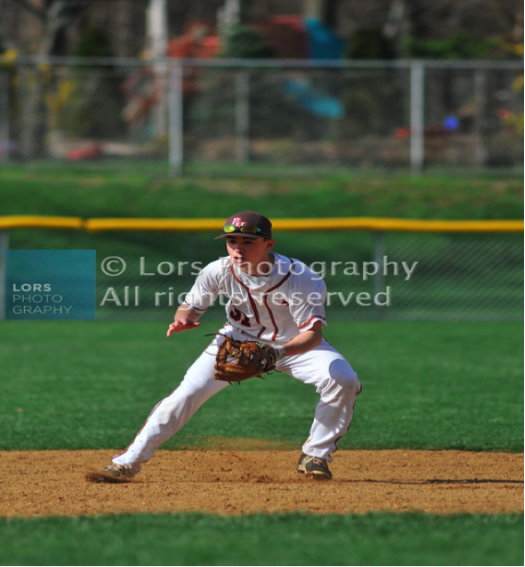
215, 210, 273, 240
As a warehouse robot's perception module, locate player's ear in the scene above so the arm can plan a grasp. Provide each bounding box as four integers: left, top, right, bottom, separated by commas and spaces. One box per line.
265, 238, 275, 251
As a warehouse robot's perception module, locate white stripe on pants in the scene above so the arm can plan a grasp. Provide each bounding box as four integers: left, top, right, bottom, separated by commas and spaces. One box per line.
113, 328, 360, 469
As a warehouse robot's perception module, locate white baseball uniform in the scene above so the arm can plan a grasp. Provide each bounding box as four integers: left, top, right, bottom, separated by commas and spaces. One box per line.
113, 252, 361, 471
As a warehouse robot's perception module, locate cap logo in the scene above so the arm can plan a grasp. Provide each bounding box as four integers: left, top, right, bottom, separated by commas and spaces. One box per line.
232, 217, 246, 227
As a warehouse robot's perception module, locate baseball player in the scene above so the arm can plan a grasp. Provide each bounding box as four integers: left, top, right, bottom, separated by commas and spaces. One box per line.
99, 211, 361, 481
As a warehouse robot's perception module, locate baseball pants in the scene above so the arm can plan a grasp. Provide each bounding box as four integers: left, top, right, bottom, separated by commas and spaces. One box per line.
113, 326, 361, 470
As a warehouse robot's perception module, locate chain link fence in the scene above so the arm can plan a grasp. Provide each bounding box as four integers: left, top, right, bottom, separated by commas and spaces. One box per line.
0, 58, 522, 172
85, 229, 522, 322
5, 227, 525, 324
0, 222, 521, 322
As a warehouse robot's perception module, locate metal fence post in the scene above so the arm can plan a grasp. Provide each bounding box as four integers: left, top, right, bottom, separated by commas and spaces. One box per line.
474, 69, 487, 166
147, 0, 168, 138
152, 63, 168, 139
373, 231, 386, 318
168, 60, 184, 177
235, 71, 250, 164
0, 231, 8, 320
410, 61, 425, 174
0, 72, 9, 163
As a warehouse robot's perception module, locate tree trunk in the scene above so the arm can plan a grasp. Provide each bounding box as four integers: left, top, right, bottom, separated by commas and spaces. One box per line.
323, 0, 341, 30
514, 0, 525, 43
383, 0, 410, 57
304, 0, 323, 20
20, 0, 91, 159
0, 12, 13, 52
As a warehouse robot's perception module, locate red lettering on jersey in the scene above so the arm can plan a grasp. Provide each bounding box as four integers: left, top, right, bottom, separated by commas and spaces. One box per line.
264, 258, 295, 341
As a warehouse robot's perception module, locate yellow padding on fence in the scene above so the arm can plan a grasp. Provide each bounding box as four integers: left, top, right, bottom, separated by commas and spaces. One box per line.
84, 218, 223, 232
84, 217, 524, 233
0, 217, 522, 233
0, 215, 83, 230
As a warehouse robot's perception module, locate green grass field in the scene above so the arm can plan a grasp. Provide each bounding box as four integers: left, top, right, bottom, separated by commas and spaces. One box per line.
1, 321, 523, 565
1, 321, 522, 452
0, 165, 522, 220
1, 167, 523, 565
1, 513, 522, 566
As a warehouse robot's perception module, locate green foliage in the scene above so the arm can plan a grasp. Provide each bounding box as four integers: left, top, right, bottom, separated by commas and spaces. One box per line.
404, 33, 503, 60
192, 26, 320, 146
220, 25, 275, 59
74, 27, 114, 59
0, 321, 522, 451
346, 27, 394, 60
188, 68, 322, 142
343, 29, 400, 138
340, 69, 404, 138
61, 27, 125, 139
61, 72, 126, 139
192, 24, 318, 143
0, 513, 522, 566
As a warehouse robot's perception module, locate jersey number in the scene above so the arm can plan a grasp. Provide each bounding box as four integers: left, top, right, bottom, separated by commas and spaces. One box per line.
230, 306, 251, 327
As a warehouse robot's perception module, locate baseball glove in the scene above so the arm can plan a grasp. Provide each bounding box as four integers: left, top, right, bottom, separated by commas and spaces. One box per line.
214, 337, 279, 383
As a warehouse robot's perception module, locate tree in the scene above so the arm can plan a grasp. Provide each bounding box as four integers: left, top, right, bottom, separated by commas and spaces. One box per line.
0, 9, 13, 52
508, 1, 524, 42
5, 0, 92, 158
5, 0, 92, 56
379, 0, 522, 58
304, 0, 323, 20
382, 0, 410, 57
65, 26, 126, 140
220, 25, 275, 59
303, 0, 344, 33
322, 0, 341, 30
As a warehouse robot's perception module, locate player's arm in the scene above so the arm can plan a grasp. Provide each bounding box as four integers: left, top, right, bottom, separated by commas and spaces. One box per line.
279, 321, 324, 357
167, 305, 203, 337
168, 260, 221, 337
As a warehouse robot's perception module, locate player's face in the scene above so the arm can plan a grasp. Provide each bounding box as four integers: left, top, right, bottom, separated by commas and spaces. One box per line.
226, 235, 275, 274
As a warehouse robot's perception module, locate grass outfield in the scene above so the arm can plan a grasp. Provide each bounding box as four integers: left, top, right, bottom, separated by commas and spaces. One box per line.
0, 166, 522, 220
1, 317, 522, 566
0, 513, 522, 566
0, 321, 522, 452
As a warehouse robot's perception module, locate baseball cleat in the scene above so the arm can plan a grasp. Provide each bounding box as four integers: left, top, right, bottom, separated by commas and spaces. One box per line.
103, 463, 141, 479
296, 453, 332, 480
85, 463, 141, 483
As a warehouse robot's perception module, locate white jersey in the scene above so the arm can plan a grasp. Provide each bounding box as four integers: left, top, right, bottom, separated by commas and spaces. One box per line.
183, 252, 327, 344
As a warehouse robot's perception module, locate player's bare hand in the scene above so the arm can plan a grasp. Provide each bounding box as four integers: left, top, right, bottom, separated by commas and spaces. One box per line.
167, 319, 201, 337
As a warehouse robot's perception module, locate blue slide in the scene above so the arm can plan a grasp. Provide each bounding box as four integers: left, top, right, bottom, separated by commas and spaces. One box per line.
283, 80, 343, 118
304, 18, 344, 60
283, 18, 344, 118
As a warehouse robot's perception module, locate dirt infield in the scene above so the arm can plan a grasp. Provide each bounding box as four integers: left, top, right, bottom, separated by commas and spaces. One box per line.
2, 449, 523, 518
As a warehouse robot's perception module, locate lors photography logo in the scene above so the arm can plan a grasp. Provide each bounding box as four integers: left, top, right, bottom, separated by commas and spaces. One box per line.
6, 250, 96, 320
